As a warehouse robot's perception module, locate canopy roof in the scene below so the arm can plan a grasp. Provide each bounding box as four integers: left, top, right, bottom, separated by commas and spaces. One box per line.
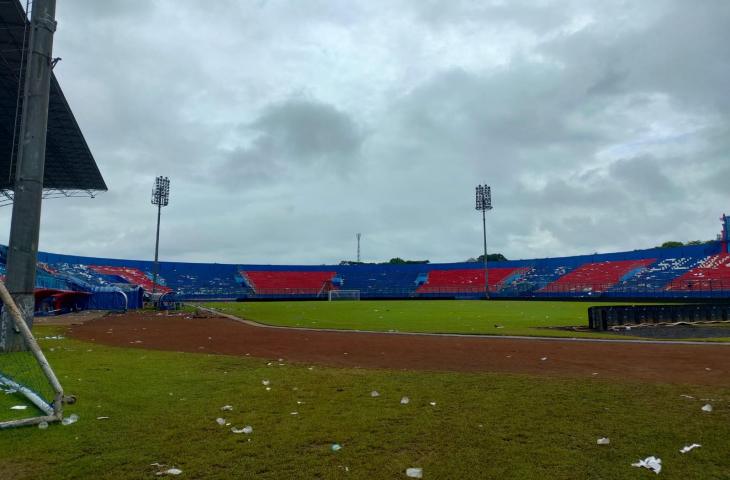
0, 0, 106, 195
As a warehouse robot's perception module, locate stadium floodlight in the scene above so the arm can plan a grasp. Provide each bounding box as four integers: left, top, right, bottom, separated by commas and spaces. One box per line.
475, 184, 493, 299
151, 176, 170, 297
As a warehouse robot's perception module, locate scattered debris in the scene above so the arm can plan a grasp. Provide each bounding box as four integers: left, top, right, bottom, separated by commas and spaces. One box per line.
597, 437, 610, 445
631, 456, 661, 474
400, 396, 410, 405
370, 390, 380, 398
406, 467, 423, 478
429, 402, 437, 406
680, 444, 701, 454
10, 405, 27, 410
680, 395, 695, 400
540, 357, 548, 361
216, 418, 227, 426
701, 404, 713, 413
290, 412, 298, 415
262, 380, 270, 386
331, 443, 342, 452
265, 387, 271, 391
231, 426, 253, 434
221, 405, 233, 411
38, 421, 48, 429
62, 414, 79, 426
156, 467, 183, 476
97, 416, 110, 420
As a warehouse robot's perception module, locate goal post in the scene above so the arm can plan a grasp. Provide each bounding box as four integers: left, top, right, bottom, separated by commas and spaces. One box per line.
0, 281, 64, 428
328, 289, 361, 301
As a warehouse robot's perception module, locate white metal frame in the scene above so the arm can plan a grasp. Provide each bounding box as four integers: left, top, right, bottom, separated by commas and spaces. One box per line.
0, 282, 64, 428
328, 289, 361, 301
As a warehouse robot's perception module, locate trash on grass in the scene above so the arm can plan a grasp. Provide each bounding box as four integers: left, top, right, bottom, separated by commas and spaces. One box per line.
38, 421, 48, 429
262, 380, 270, 386
429, 401, 437, 406
400, 396, 410, 405
156, 467, 183, 476
680, 444, 701, 454
62, 414, 79, 426
597, 437, 610, 445
10, 405, 27, 410
631, 456, 661, 474
231, 425, 253, 434
331, 443, 342, 452
701, 404, 713, 412
97, 416, 110, 420
221, 405, 233, 411
370, 390, 380, 397
406, 467, 423, 478
216, 418, 226, 426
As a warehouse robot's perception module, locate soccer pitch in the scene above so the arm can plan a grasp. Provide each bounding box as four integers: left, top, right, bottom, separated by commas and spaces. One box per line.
1, 326, 729, 479
204, 300, 638, 338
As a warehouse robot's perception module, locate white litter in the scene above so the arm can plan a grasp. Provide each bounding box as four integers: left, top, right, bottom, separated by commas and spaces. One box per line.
680, 443, 701, 454
631, 456, 661, 474
680, 395, 694, 399
331, 443, 342, 452
265, 387, 271, 391
231, 425, 253, 434
370, 390, 380, 397
62, 414, 79, 426
156, 467, 183, 476
221, 405, 233, 411
400, 396, 410, 405
10, 405, 27, 410
97, 416, 110, 420
290, 412, 298, 415
38, 421, 48, 429
216, 418, 226, 426
406, 467, 423, 478
262, 380, 270, 386
701, 404, 713, 413
540, 357, 548, 361
597, 437, 610, 445
429, 402, 437, 406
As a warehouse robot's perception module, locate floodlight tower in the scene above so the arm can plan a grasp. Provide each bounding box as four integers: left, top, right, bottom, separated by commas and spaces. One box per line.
356, 233, 362, 262
151, 176, 170, 296
475, 184, 493, 299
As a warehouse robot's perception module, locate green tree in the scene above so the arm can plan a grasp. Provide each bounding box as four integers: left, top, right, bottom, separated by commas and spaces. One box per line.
659, 241, 684, 248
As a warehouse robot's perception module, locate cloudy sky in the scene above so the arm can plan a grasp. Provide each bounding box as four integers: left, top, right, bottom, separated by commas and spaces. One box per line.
3, 0, 729, 264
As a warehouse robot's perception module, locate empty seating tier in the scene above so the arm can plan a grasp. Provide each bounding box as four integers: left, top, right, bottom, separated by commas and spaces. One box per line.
540, 259, 655, 294
417, 267, 528, 293
666, 254, 730, 291
243, 271, 336, 295
90, 266, 172, 293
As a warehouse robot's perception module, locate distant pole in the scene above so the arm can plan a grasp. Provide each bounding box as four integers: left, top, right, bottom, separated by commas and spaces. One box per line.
150, 176, 170, 298
475, 185, 493, 299
356, 233, 361, 262
1, 0, 57, 352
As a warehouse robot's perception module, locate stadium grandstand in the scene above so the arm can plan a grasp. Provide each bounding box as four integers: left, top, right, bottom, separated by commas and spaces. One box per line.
1, 216, 728, 313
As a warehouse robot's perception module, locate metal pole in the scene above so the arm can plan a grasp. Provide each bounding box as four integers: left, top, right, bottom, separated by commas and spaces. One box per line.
1, 0, 57, 352
356, 233, 361, 263
482, 207, 489, 299
152, 202, 161, 296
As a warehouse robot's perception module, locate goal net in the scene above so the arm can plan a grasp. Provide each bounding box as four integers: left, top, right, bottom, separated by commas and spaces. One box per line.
0, 282, 64, 428
328, 289, 361, 301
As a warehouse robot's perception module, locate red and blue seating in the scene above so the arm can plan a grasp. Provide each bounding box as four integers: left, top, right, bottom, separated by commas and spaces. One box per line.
90, 265, 171, 293
417, 267, 528, 294
666, 254, 730, 291
242, 271, 336, 295
540, 259, 655, 294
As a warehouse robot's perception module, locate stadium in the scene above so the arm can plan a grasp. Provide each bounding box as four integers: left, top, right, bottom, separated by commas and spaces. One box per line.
1, 1, 730, 479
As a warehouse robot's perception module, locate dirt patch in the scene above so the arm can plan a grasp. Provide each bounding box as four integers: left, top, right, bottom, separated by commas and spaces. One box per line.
34, 310, 108, 326
69, 310, 730, 386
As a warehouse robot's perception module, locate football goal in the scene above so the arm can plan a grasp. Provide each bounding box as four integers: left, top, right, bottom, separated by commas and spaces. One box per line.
328, 290, 361, 301
0, 282, 65, 428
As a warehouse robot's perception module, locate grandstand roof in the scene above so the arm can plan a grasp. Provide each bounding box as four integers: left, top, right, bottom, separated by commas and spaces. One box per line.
0, 0, 106, 194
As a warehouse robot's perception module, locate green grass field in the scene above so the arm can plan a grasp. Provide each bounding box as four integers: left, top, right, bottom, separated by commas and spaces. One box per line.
203, 300, 730, 342
1, 326, 729, 479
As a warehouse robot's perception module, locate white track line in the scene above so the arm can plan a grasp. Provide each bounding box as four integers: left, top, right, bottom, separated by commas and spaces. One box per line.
194, 306, 730, 347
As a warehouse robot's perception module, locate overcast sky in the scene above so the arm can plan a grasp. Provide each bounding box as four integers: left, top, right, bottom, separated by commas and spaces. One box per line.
3, 0, 729, 264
